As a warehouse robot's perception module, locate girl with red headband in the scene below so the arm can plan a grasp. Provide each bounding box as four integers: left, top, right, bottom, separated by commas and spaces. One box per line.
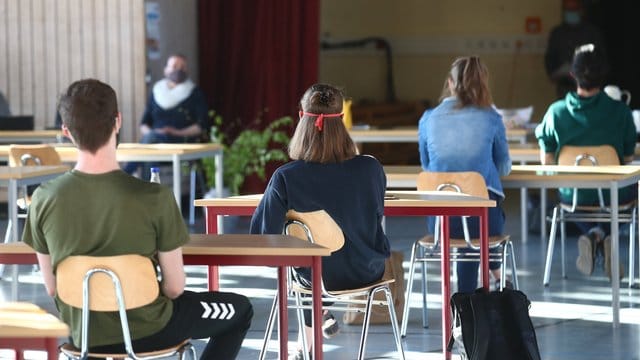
250, 83, 390, 359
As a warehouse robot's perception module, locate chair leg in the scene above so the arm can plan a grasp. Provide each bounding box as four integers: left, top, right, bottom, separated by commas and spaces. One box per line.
543, 206, 560, 286
296, 293, 310, 360
500, 244, 508, 290
629, 208, 637, 288
560, 208, 567, 279
189, 163, 197, 226
401, 240, 419, 337
508, 241, 519, 290
356, 288, 379, 360
383, 286, 406, 360
420, 247, 428, 329
259, 293, 279, 360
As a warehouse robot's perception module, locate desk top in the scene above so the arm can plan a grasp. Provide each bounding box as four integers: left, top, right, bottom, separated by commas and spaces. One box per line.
0, 130, 61, 138
0, 143, 223, 162
185, 234, 331, 256
0, 165, 70, 179
0, 234, 332, 259
347, 127, 530, 141
0, 302, 69, 338
508, 164, 640, 177
194, 191, 495, 208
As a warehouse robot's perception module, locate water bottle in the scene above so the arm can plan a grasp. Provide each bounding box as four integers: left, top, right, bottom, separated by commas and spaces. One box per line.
150, 167, 161, 184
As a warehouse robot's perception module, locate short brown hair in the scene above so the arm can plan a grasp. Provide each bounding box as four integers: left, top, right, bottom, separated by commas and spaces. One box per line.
58, 79, 118, 153
441, 56, 493, 108
288, 84, 357, 163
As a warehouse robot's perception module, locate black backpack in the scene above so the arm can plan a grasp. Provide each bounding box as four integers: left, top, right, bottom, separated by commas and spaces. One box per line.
448, 288, 542, 360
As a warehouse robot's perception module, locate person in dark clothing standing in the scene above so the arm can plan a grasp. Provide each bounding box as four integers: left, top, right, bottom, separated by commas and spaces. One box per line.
545, 0, 606, 99
250, 83, 390, 359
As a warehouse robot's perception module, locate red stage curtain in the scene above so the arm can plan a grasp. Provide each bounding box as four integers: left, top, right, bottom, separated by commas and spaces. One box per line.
198, 0, 319, 139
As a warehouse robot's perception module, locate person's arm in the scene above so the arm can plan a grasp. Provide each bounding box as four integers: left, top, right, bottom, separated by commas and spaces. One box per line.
417, 110, 431, 171
161, 123, 203, 138
541, 151, 556, 165
492, 112, 512, 176
157, 247, 185, 299
140, 123, 152, 136
36, 253, 56, 297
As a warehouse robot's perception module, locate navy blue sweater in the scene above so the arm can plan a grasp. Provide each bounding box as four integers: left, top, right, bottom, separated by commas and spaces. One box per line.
250, 155, 390, 290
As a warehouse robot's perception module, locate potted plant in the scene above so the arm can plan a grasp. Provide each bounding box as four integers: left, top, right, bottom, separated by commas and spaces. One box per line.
203, 113, 293, 195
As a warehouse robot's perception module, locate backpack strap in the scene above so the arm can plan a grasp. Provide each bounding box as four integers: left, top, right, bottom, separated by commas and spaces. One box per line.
468, 290, 491, 360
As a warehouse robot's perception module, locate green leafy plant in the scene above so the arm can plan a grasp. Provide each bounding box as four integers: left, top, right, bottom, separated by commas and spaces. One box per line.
203, 112, 292, 195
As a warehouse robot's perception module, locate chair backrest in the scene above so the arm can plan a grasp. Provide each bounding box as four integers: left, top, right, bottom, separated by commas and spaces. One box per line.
557, 145, 620, 166
417, 171, 489, 199
558, 145, 619, 210
8, 144, 62, 167
285, 210, 345, 252
56, 254, 159, 311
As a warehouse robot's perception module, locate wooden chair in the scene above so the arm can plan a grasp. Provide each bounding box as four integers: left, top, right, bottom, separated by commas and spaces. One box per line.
3, 144, 62, 244
543, 145, 638, 287
400, 171, 518, 337
56, 254, 196, 360
259, 210, 405, 360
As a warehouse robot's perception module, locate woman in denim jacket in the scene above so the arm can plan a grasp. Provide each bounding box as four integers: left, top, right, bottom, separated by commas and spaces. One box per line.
418, 56, 512, 292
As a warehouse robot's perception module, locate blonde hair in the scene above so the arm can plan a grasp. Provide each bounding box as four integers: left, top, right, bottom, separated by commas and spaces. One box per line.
441, 56, 493, 108
288, 84, 357, 163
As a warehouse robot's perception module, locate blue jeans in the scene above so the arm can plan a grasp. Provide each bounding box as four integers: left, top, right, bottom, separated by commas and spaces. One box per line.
427, 192, 505, 293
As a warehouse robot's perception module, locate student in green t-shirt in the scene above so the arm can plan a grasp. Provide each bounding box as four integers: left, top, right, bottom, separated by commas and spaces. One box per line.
536, 44, 636, 280
23, 79, 253, 359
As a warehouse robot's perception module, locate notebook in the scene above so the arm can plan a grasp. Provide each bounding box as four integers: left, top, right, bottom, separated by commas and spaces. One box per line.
0, 115, 35, 130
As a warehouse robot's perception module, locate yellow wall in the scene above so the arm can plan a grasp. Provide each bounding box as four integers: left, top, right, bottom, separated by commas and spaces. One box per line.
320, 0, 562, 122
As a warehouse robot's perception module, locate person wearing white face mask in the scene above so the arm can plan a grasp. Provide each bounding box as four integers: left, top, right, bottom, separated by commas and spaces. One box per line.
544, 0, 607, 99
124, 54, 209, 178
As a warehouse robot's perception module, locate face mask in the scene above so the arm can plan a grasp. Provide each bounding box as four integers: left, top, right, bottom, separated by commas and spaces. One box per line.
167, 69, 188, 84
564, 11, 581, 25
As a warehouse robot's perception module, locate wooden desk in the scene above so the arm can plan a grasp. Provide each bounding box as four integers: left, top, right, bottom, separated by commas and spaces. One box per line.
194, 191, 495, 360
0, 143, 224, 216
0, 235, 329, 360
348, 126, 531, 144
0, 301, 69, 360
0, 130, 62, 144
503, 165, 640, 328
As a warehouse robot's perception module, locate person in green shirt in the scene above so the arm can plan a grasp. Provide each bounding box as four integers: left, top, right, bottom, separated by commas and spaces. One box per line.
23, 79, 252, 359
535, 43, 636, 279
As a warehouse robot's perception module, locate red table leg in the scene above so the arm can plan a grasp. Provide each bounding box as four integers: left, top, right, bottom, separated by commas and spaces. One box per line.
277, 266, 288, 360
480, 208, 490, 290
312, 256, 323, 360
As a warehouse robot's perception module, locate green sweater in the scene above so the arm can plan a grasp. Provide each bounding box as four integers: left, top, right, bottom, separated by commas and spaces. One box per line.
535, 91, 636, 204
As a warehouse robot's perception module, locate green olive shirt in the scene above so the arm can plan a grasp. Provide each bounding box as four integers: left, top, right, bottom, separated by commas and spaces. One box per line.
22, 169, 189, 347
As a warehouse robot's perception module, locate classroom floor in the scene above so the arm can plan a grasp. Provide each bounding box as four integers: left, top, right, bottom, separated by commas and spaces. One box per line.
1, 188, 640, 359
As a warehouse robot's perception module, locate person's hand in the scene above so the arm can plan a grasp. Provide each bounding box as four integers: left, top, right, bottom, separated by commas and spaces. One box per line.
153, 126, 179, 135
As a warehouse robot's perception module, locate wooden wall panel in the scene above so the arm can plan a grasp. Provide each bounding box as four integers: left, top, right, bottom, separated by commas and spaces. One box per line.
0, 0, 145, 142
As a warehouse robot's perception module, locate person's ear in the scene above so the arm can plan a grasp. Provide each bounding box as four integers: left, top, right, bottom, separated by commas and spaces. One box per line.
61, 124, 75, 142
115, 112, 122, 133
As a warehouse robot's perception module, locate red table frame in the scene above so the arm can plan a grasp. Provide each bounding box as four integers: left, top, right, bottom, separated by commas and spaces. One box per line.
201, 203, 490, 360
0, 243, 323, 360
0, 338, 58, 360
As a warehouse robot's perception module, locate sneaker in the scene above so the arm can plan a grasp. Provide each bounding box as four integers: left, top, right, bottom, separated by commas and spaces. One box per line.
603, 236, 625, 281
494, 279, 514, 291
289, 349, 311, 360
322, 311, 340, 339
576, 234, 596, 275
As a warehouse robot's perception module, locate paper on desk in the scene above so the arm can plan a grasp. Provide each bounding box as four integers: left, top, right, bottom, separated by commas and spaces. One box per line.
496, 106, 534, 129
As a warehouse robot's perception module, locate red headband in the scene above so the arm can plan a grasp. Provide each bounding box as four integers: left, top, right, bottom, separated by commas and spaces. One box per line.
299, 111, 344, 131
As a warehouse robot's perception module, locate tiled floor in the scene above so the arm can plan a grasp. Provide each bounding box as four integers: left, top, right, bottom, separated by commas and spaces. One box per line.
1, 188, 640, 359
